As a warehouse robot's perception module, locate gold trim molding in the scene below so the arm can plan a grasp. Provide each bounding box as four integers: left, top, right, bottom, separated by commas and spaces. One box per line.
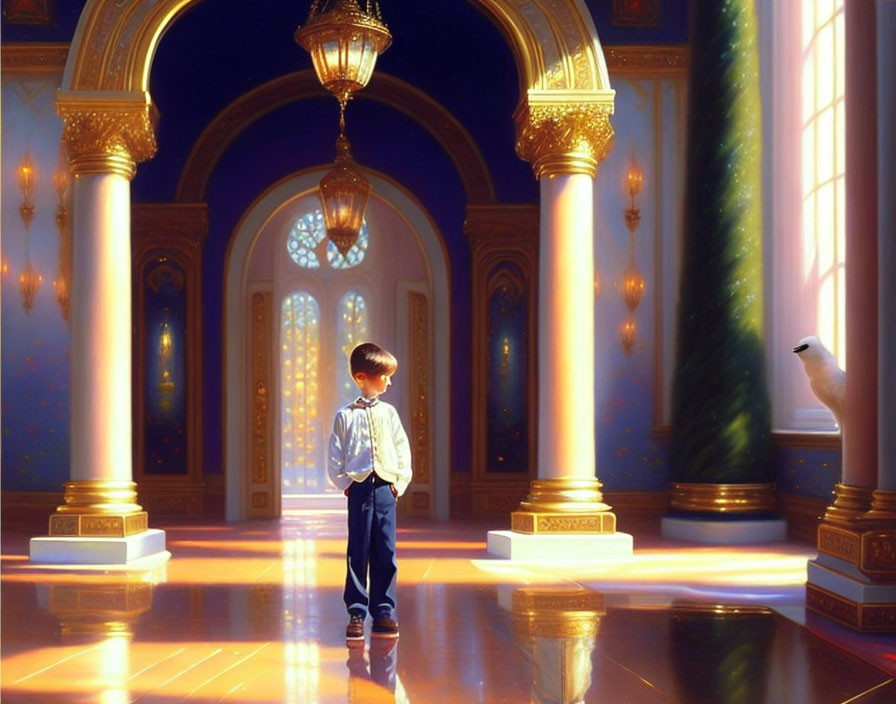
604, 45, 689, 76
249, 290, 275, 519
772, 431, 841, 450
817, 523, 896, 580
515, 92, 615, 178
807, 583, 896, 632
132, 203, 209, 250
1, 43, 69, 75
408, 292, 430, 486
58, 93, 158, 179
669, 482, 777, 513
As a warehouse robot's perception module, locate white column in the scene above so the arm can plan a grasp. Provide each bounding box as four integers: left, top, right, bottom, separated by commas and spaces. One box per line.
30, 99, 168, 565
537, 173, 595, 481
70, 172, 133, 482
877, 0, 896, 491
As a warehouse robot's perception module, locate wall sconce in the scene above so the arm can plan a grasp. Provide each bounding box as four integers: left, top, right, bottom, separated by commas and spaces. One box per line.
621, 318, 636, 357
158, 322, 175, 393
500, 336, 511, 382
19, 259, 42, 313
620, 152, 645, 355
52, 150, 71, 321
18, 150, 41, 312
17, 150, 36, 229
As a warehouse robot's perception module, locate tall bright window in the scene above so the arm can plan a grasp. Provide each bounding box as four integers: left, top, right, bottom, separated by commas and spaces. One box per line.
801, 0, 846, 368
280, 291, 322, 493
762, 0, 846, 430
338, 291, 369, 402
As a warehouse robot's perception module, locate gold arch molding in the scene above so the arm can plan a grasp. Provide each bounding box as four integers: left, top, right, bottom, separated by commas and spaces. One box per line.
63, 0, 610, 94
176, 71, 496, 204
59, 0, 614, 175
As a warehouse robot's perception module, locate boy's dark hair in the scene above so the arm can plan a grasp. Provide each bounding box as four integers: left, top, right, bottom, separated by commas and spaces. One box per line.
350, 342, 398, 377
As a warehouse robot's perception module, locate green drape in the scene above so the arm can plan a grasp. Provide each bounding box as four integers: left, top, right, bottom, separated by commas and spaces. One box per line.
670, 0, 771, 485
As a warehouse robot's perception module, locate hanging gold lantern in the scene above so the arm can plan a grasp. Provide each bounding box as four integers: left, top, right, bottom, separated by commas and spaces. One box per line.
295, 0, 391, 110
318, 133, 371, 256
296, 0, 387, 256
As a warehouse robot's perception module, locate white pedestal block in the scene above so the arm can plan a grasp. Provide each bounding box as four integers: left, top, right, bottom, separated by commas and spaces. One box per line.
660, 516, 787, 544
807, 559, 896, 603
487, 530, 633, 561
29, 529, 169, 566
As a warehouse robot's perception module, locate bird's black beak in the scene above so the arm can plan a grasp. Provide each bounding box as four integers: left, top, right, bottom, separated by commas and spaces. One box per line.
793, 344, 809, 353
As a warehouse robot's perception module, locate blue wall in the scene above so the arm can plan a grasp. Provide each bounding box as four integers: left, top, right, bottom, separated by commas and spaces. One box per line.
1, 77, 70, 491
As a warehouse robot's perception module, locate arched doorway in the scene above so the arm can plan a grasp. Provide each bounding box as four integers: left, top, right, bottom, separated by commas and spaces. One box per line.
224, 169, 450, 520
54, 0, 614, 530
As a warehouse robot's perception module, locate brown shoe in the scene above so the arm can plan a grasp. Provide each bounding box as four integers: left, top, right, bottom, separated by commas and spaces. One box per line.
371, 616, 399, 639
346, 614, 365, 642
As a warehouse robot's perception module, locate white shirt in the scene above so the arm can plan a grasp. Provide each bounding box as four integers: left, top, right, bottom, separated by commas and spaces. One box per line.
327, 398, 413, 496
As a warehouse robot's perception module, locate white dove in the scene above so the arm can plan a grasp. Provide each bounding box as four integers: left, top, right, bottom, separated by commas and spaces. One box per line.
793, 335, 846, 430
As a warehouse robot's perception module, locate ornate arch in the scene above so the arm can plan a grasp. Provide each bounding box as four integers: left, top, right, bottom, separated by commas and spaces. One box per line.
176, 71, 496, 204
60, 0, 614, 176
63, 0, 610, 94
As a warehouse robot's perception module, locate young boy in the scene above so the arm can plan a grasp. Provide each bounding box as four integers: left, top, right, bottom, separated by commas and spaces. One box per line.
328, 342, 412, 643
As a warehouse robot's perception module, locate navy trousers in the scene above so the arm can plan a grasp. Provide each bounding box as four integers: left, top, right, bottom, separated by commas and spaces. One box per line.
344, 474, 398, 619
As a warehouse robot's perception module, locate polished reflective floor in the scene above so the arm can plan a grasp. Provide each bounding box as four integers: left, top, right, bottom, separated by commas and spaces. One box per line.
3, 499, 896, 703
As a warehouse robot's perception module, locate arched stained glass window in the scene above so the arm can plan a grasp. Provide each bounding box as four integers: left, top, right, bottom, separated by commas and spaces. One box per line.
286, 208, 368, 270
281, 291, 322, 493
338, 290, 369, 402
287, 211, 324, 269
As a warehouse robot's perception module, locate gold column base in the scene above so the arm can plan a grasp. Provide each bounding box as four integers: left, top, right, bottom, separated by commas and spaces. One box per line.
817, 523, 896, 581
822, 483, 875, 526
806, 583, 896, 632
49, 480, 147, 537
862, 490, 896, 525
511, 478, 616, 534
511, 586, 605, 639
669, 482, 776, 513
49, 582, 154, 637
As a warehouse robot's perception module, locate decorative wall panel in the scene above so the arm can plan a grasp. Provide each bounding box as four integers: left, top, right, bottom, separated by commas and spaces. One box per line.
464, 205, 538, 517
132, 203, 207, 513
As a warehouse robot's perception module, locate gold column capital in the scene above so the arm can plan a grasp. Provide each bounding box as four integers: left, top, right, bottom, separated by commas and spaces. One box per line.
515, 90, 615, 179
58, 92, 158, 180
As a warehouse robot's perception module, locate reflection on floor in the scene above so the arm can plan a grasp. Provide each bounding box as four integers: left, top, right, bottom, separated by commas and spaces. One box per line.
3, 499, 896, 703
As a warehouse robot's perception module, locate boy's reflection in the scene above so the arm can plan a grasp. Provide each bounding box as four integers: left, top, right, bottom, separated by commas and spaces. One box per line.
347, 639, 397, 702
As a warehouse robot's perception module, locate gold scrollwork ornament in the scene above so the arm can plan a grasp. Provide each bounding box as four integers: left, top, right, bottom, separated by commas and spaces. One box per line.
59, 102, 158, 180
515, 99, 615, 179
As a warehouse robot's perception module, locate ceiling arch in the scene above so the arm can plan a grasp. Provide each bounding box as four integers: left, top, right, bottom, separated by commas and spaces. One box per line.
176, 70, 496, 204
61, 0, 612, 103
